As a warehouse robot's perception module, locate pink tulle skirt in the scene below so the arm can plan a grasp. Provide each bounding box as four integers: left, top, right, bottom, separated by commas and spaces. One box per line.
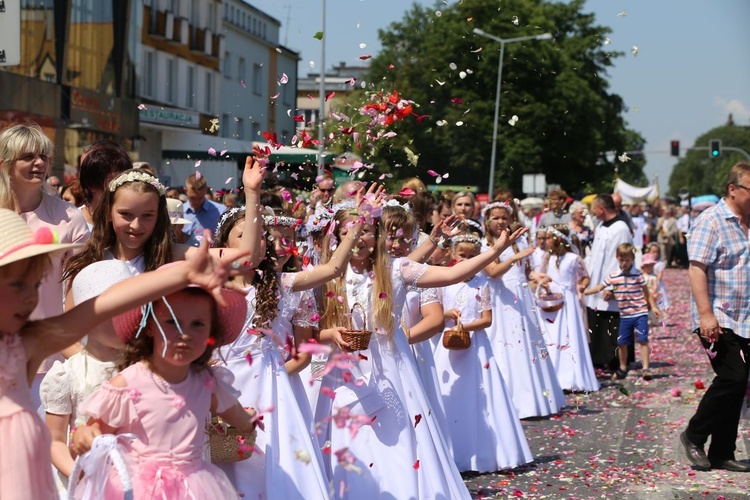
0, 409, 57, 499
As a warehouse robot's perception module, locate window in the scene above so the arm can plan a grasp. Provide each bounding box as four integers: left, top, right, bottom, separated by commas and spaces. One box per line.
205, 72, 213, 114
238, 57, 245, 83
190, 0, 199, 27
221, 113, 230, 138
251, 122, 261, 139
186, 65, 195, 108
208, 2, 216, 31
236, 118, 244, 140
252, 63, 262, 95
142, 50, 154, 97
166, 58, 176, 104
223, 51, 231, 78
282, 80, 292, 106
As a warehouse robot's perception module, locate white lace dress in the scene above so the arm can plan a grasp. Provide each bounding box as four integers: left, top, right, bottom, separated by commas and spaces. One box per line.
483, 239, 566, 418
433, 276, 532, 472
403, 286, 453, 456
215, 273, 329, 500
315, 258, 471, 499
538, 253, 599, 392
39, 351, 117, 492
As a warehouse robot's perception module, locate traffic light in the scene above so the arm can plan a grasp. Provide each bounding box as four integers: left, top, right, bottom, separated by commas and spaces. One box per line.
710, 139, 722, 158
670, 140, 680, 157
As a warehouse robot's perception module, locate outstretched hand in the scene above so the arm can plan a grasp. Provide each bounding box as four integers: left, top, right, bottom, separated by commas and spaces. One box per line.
431, 215, 461, 241
492, 227, 528, 251
186, 231, 250, 306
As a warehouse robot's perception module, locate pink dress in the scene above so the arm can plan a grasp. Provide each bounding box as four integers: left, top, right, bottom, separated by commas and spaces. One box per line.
0, 333, 57, 499
79, 362, 240, 499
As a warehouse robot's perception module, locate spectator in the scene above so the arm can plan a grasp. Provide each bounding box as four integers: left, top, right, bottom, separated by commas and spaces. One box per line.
681, 162, 750, 472
451, 191, 476, 219
656, 205, 678, 268
182, 173, 226, 244
567, 200, 593, 254
77, 140, 132, 228
538, 188, 571, 228
583, 194, 632, 371
60, 179, 85, 207
308, 172, 335, 211
166, 187, 182, 200
223, 192, 239, 209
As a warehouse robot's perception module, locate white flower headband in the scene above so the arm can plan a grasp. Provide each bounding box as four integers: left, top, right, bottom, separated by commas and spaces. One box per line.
546, 226, 579, 254
450, 233, 482, 248
215, 205, 246, 235
262, 208, 300, 228
460, 218, 484, 235
331, 199, 358, 214
481, 201, 512, 220
109, 171, 167, 196
383, 198, 411, 211
306, 211, 333, 233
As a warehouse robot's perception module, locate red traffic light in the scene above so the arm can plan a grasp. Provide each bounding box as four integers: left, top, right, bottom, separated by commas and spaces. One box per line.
670, 140, 680, 157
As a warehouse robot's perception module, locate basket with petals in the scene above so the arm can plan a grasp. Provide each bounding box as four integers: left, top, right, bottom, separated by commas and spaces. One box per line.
208, 415, 256, 463
442, 320, 471, 350
341, 302, 373, 351
536, 287, 564, 313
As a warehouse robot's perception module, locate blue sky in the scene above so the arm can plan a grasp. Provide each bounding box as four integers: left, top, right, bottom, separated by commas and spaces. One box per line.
251, 0, 750, 195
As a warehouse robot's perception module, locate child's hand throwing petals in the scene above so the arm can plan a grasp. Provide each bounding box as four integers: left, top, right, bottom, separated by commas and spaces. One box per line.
185, 230, 250, 306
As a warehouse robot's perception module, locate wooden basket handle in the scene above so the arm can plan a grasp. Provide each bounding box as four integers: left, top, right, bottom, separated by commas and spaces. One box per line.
350, 302, 366, 331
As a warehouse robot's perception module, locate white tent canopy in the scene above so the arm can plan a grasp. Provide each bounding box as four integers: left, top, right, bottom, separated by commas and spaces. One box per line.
614, 178, 660, 204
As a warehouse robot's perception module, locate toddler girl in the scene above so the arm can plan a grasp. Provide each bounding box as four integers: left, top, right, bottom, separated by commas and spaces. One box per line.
538, 225, 599, 392
73, 283, 255, 498
433, 233, 532, 472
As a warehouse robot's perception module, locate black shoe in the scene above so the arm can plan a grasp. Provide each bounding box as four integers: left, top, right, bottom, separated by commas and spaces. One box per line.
680, 431, 710, 468
612, 369, 628, 380
710, 459, 750, 472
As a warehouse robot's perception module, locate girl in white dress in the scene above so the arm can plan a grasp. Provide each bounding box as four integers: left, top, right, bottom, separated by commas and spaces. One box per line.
538, 225, 599, 392
433, 233, 532, 472
212, 205, 366, 500
481, 202, 566, 418
314, 207, 528, 499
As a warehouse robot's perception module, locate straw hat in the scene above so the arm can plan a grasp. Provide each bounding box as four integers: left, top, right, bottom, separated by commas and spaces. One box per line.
112, 282, 247, 346
0, 208, 83, 268
640, 253, 657, 266
72, 260, 136, 306
166, 198, 191, 225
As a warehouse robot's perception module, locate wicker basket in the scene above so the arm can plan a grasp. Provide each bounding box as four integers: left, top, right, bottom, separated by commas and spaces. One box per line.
536, 291, 564, 313
442, 320, 471, 350
208, 415, 256, 463
341, 302, 373, 351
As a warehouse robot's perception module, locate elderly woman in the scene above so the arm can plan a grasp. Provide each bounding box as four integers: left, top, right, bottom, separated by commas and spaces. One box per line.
567, 200, 593, 254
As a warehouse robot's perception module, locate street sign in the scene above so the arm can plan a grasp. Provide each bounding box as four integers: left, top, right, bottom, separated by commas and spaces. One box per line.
0, 0, 21, 66
522, 174, 546, 196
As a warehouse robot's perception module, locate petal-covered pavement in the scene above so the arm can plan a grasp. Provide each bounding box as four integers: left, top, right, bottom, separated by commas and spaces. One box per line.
466, 268, 750, 498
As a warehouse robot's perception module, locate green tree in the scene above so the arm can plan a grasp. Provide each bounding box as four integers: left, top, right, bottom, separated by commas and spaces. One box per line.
669, 119, 750, 197
327, 0, 646, 196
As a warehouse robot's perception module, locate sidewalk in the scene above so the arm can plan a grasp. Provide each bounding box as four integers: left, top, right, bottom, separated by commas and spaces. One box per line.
465, 268, 750, 499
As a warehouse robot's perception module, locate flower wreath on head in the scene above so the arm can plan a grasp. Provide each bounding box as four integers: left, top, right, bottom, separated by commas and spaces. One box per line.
215, 205, 246, 235
383, 198, 411, 211
481, 201, 513, 220
331, 199, 358, 215
108, 171, 167, 196
459, 218, 484, 236
546, 226, 579, 255
262, 208, 302, 228
450, 233, 482, 248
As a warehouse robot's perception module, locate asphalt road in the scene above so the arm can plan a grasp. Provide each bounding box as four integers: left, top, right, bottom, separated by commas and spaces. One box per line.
464, 268, 750, 499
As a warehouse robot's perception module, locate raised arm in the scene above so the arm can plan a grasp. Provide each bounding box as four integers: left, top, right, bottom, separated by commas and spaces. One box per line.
415, 227, 527, 288
484, 245, 534, 278
239, 151, 267, 268
23, 234, 248, 372
408, 215, 459, 264
290, 220, 363, 292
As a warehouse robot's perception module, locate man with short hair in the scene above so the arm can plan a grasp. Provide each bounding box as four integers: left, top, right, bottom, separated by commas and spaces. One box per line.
584, 194, 633, 371
182, 173, 226, 244
680, 162, 750, 472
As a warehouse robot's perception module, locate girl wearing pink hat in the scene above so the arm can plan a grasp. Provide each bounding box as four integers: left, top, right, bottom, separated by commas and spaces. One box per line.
0, 208, 247, 499
70, 282, 254, 498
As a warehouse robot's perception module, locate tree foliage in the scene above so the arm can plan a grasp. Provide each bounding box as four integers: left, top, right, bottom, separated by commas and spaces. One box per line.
668, 120, 750, 197
326, 0, 646, 196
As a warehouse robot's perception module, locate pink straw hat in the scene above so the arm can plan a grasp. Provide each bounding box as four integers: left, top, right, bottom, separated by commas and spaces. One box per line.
641, 253, 657, 266
0, 208, 83, 267
112, 281, 247, 347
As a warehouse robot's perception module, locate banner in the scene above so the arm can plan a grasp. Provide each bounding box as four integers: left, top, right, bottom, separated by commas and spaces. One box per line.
614, 178, 659, 204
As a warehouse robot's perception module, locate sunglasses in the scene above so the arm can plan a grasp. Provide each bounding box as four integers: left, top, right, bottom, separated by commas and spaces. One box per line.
319, 187, 335, 193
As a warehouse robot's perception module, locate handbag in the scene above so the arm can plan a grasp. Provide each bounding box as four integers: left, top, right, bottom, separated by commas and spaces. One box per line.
442, 320, 471, 350
207, 415, 256, 463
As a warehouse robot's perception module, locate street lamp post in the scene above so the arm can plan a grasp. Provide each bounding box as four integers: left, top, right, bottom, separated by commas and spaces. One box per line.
472, 28, 552, 198
317, 0, 327, 178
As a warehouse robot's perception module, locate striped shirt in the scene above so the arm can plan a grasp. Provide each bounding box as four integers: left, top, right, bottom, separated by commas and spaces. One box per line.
688, 198, 750, 339
603, 266, 648, 318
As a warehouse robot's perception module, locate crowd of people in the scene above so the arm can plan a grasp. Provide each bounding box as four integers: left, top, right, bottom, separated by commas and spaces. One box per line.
1, 121, 749, 500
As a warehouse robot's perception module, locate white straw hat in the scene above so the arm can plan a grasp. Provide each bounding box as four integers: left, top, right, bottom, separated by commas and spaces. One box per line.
0, 208, 83, 268
72, 260, 136, 306
166, 198, 191, 225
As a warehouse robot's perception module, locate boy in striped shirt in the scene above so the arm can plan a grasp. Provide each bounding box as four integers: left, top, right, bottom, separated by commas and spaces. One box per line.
585, 243, 661, 380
